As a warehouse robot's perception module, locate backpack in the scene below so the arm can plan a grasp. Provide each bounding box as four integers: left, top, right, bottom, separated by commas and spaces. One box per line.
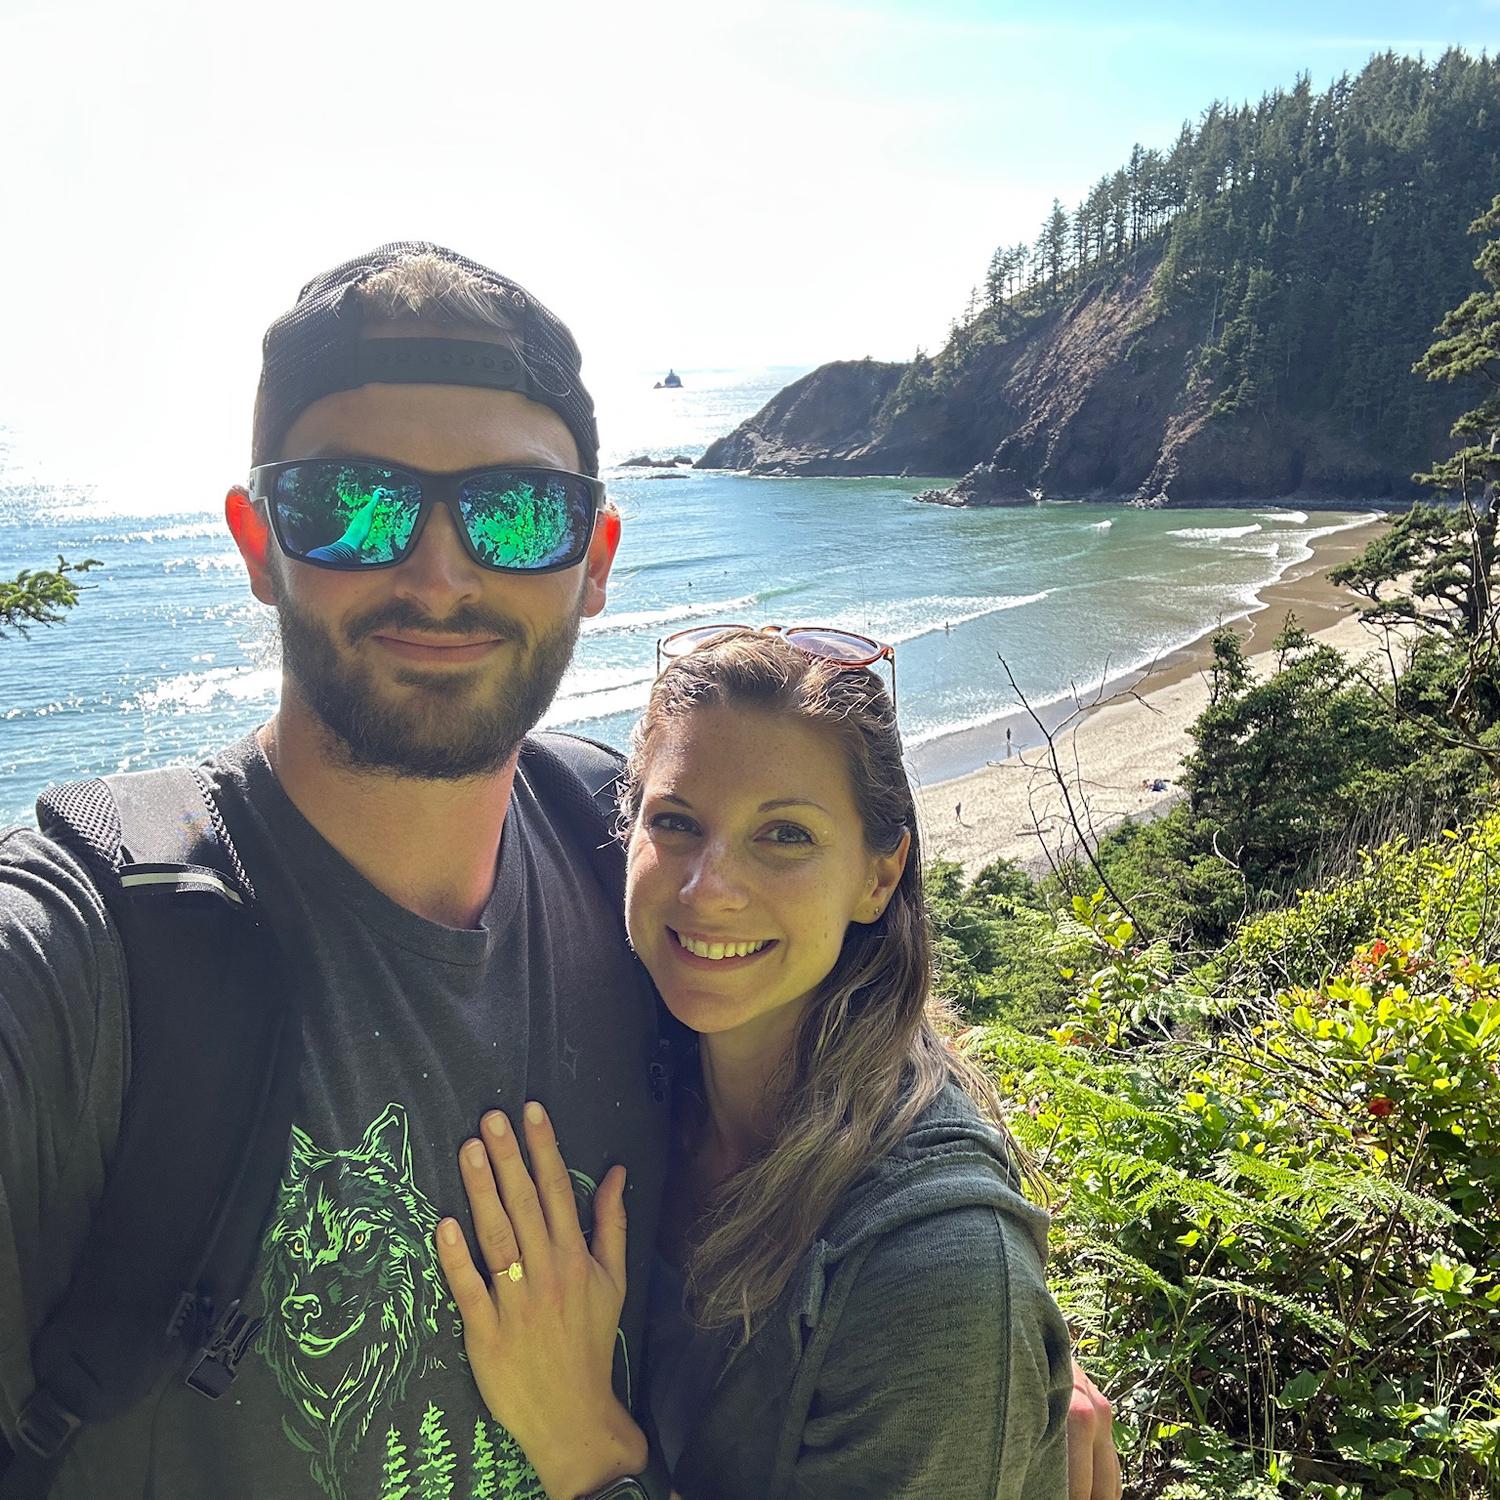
0, 732, 653, 1499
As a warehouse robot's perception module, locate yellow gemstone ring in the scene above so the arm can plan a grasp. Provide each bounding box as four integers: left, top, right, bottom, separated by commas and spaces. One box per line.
505, 1260, 524, 1283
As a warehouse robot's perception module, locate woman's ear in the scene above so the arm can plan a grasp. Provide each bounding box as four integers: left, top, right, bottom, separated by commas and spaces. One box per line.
225, 486, 277, 606
858, 827, 912, 924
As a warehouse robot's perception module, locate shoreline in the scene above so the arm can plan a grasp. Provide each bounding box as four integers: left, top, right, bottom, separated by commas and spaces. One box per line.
912, 514, 1394, 877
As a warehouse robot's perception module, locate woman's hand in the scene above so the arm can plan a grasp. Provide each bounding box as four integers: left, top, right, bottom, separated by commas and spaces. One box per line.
435, 1102, 648, 1500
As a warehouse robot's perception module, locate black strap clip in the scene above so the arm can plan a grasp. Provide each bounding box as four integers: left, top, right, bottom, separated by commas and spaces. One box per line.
183, 1301, 263, 1400
14, 1387, 83, 1460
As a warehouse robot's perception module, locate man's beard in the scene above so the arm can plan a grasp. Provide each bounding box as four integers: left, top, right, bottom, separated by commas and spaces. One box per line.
273, 589, 581, 781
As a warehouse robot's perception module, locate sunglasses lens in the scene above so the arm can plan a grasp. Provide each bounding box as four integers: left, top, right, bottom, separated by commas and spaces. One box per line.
660, 625, 751, 659
271, 462, 422, 565
459, 471, 593, 570
780, 628, 881, 664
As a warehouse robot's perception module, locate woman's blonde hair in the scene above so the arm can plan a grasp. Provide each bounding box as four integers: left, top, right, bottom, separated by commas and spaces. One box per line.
620, 631, 1031, 1338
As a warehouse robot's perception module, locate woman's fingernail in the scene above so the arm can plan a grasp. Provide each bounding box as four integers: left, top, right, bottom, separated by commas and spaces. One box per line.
484, 1112, 507, 1139
464, 1140, 487, 1166
439, 1219, 460, 1245
524, 1100, 545, 1125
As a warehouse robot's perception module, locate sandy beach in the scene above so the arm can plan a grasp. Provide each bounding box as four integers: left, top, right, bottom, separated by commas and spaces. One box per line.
913, 516, 1398, 876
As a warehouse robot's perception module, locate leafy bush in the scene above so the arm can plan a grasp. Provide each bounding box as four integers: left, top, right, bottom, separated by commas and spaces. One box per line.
925, 858, 1087, 1027
1046, 803, 1251, 948
974, 814, 1500, 1497
1044, 620, 1486, 954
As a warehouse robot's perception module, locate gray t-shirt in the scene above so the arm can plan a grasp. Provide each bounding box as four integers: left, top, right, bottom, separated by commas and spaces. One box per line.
0, 735, 669, 1500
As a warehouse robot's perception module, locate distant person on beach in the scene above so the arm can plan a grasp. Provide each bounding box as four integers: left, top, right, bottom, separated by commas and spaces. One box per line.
436, 630, 1083, 1496
0, 242, 1118, 1499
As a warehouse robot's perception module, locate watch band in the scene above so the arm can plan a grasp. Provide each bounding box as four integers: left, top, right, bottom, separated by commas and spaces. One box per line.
578, 1480, 649, 1500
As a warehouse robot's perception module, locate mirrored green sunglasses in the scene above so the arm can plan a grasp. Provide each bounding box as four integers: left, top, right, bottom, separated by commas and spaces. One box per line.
249, 458, 603, 574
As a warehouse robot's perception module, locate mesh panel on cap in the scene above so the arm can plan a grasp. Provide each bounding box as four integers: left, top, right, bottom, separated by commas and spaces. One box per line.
251, 242, 599, 475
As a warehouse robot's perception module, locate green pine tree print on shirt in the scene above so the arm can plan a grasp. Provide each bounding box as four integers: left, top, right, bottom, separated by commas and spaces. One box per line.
256, 1103, 543, 1500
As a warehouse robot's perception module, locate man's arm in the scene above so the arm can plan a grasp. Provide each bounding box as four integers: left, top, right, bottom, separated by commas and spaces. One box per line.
0, 826, 128, 1441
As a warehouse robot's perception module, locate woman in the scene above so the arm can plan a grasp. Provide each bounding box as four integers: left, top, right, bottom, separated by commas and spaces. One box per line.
434, 628, 1075, 1498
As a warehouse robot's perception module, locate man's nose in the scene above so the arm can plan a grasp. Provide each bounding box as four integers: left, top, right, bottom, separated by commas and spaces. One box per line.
394, 502, 484, 612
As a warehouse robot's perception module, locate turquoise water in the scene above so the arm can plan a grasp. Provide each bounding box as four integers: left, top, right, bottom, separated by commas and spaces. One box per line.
0, 367, 1378, 824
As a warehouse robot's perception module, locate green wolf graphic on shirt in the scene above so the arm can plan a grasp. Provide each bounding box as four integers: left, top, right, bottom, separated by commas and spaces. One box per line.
254, 1102, 547, 1500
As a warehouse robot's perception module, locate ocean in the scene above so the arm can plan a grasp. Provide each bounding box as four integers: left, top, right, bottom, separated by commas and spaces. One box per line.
0, 366, 1380, 825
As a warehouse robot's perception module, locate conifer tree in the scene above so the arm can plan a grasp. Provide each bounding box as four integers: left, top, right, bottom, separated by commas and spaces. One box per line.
1182, 617, 1408, 884
1414, 192, 1500, 505
985, 245, 1009, 309
1011, 243, 1029, 301
1, 556, 101, 640
1330, 194, 1500, 772
380, 1424, 413, 1500
415, 1402, 457, 1500
468, 1417, 498, 1500
1041, 199, 1070, 293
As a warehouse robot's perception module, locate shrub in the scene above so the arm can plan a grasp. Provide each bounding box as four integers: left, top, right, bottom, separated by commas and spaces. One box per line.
926, 857, 1087, 1027
1048, 804, 1252, 948
976, 815, 1500, 1497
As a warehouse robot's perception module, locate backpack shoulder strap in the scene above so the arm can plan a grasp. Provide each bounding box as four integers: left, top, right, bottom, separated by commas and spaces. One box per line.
1, 766, 301, 1498
518, 733, 674, 1109
519, 730, 628, 900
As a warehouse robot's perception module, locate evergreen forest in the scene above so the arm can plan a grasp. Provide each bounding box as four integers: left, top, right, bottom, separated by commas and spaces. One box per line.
880, 50, 1500, 498
974, 50, 1500, 449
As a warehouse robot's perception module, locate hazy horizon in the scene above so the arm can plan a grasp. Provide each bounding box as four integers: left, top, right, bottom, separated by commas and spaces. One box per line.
3, 0, 1497, 494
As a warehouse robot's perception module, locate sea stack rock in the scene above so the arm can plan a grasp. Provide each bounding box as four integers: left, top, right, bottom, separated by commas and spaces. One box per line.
697, 360, 911, 475
916, 463, 1034, 508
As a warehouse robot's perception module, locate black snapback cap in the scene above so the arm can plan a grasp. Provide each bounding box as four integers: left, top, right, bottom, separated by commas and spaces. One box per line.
251, 241, 600, 475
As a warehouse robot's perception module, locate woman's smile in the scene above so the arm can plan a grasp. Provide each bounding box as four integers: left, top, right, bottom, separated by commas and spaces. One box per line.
667, 928, 779, 966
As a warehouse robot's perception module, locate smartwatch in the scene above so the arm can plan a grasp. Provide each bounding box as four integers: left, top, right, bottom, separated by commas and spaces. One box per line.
578, 1440, 672, 1499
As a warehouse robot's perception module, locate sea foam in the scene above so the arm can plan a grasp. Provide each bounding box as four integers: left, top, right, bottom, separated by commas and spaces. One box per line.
1166, 523, 1263, 541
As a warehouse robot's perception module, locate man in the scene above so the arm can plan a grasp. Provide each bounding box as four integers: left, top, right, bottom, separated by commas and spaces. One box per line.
0, 243, 1118, 1499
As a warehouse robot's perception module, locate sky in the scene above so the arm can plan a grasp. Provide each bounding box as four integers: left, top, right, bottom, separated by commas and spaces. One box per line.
1, 0, 1496, 492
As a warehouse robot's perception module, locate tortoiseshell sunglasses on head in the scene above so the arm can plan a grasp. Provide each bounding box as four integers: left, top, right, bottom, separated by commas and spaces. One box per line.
655, 624, 897, 706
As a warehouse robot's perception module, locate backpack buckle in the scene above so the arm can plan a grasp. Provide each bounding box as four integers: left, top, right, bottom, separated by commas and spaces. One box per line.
184, 1301, 263, 1399
15, 1387, 83, 1459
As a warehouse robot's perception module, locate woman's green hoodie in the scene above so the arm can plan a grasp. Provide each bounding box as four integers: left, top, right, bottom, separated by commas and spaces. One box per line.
668, 1084, 1073, 1498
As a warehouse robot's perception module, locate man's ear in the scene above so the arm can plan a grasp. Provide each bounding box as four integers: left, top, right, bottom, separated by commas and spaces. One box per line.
225, 486, 278, 606
581, 503, 622, 619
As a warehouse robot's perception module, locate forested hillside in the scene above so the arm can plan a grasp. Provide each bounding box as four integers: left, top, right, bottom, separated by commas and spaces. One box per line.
700, 51, 1500, 504
932, 186, 1500, 1495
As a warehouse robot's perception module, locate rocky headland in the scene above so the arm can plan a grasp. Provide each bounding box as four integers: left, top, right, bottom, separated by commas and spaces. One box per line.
697, 255, 1457, 508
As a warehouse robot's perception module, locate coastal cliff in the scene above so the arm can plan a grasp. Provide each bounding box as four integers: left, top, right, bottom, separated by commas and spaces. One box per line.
698, 254, 1457, 504
699, 51, 1499, 507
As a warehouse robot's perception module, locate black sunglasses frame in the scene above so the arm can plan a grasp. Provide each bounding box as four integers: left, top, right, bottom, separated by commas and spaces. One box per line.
248, 458, 604, 575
